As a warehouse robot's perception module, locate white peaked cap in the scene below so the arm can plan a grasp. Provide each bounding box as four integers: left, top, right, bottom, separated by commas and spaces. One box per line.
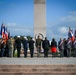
24, 37, 27, 39
32, 38, 35, 41
24, 37, 27, 40
17, 36, 20, 38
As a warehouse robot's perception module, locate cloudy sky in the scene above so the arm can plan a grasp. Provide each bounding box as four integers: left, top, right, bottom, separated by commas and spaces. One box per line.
0, 0, 76, 41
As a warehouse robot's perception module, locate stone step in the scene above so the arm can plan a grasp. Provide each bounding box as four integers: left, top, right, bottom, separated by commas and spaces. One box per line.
0, 68, 76, 72
0, 65, 76, 75
0, 65, 76, 73
0, 72, 76, 75
0, 67, 76, 69
0, 65, 76, 68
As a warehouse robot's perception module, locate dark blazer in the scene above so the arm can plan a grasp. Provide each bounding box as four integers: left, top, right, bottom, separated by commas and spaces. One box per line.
22, 39, 28, 49
15, 38, 21, 48
28, 40, 35, 49
42, 39, 50, 49
51, 40, 57, 47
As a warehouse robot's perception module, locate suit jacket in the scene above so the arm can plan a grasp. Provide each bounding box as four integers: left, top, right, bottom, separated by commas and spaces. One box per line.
22, 39, 28, 49
51, 40, 57, 48
15, 38, 21, 48
42, 39, 50, 50
28, 40, 35, 49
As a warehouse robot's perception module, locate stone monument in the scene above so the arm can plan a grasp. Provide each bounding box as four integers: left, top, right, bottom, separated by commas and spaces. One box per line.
34, 0, 46, 39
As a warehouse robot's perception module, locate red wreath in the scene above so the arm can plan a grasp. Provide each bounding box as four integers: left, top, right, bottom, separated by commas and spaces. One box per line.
51, 47, 57, 53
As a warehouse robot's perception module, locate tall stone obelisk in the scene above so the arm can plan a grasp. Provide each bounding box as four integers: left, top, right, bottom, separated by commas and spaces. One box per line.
34, 0, 46, 38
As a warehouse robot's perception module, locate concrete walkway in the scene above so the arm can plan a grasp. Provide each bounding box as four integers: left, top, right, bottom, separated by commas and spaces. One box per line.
0, 57, 76, 65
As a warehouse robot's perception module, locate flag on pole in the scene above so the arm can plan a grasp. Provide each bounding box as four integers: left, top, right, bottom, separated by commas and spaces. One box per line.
5, 27, 8, 40
0, 23, 5, 35
8, 30, 10, 38
0, 23, 9, 40
1, 24, 5, 39
68, 27, 74, 41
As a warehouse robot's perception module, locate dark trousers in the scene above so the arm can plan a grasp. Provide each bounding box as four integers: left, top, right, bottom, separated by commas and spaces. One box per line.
3, 48, 9, 57
52, 52, 56, 57
0, 49, 1, 57
60, 49, 64, 57
17, 47, 21, 57
67, 48, 71, 57
30, 48, 34, 57
13, 47, 16, 57
37, 47, 41, 57
74, 49, 76, 57
24, 48, 28, 57
44, 49, 48, 57
64, 48, 67, 57
1, 48, 4, 57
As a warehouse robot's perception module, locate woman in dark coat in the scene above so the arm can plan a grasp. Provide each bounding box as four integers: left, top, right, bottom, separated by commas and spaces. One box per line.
51, 38, 57, 57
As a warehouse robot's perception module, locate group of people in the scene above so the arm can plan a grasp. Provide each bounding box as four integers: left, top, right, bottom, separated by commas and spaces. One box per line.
58, 37, 76, 57
0, 35, 76, 58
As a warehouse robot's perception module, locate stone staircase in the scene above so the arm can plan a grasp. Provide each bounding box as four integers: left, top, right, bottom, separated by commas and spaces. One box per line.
0, 65, 76, 75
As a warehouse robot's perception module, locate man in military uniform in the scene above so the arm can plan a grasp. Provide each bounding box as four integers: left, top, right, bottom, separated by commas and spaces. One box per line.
7, 37, 14, 57
36, 36, 42, 57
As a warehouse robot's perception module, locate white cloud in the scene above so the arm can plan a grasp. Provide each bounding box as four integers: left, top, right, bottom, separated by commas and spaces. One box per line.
6, 22, 33, 36
61, 15, 76, 22
47, 27, 66, 40
59, 27, 68, 34
60, 11, 76, 22
69, 11, 76, 15
47, 11, 76, 41
7, 22, 17, 26
12, 28, 31, 33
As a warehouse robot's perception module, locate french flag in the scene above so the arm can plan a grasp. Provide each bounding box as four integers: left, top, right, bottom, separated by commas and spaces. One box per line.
5, 27, 8, 40
68, 27, 74, 41
1, 24, 5, 38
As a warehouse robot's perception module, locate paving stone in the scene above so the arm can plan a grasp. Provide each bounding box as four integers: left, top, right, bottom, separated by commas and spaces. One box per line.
0, 57, 76, 65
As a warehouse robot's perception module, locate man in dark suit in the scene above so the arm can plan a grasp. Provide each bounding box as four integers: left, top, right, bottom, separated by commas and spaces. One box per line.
63, 38, 67, 57
28, 37, 35, 57
15, 36, 21, 57
42, 37, 50, 57
22, 37, 28, 57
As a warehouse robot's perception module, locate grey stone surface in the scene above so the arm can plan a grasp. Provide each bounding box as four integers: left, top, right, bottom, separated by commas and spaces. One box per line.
34, 0, 46, 37
0, 57, 76, 65
34, 0, 45, 4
